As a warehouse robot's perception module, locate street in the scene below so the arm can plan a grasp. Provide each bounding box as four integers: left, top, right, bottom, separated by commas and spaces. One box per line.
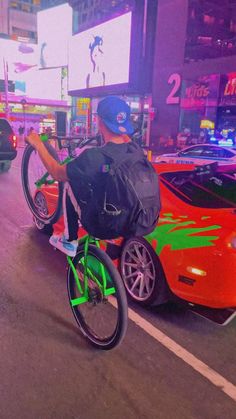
1, 148, 236, 419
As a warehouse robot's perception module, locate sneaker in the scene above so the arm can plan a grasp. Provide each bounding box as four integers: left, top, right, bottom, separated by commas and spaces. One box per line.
49, 234, 78, 257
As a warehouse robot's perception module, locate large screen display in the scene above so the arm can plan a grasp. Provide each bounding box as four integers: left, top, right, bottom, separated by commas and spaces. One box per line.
68, 12, 132, 92
0, 38, 38, 80
24, 68, 63, 100
37, 3, 72, 69
0, 38, 67, 101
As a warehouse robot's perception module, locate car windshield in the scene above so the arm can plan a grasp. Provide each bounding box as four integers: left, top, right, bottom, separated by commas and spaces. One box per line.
160, 168, 236, 208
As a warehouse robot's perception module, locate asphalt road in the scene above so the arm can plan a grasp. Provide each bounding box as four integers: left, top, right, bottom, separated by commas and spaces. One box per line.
0, 147, 236, 419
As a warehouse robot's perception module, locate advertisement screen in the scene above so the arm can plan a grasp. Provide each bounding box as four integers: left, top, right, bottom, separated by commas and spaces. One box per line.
37, 3, 72, 68
0, 38, 67, 101
0, 38, 38, 80
68, 12, 132, 92
25, 67, 63, 100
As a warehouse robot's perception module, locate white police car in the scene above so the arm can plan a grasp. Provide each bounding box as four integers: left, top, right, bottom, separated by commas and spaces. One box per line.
155, 144, 236, 165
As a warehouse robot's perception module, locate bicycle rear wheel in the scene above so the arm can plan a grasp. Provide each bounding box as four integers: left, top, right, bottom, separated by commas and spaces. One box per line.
67, 245, 128, 350
21, 144, 63, 224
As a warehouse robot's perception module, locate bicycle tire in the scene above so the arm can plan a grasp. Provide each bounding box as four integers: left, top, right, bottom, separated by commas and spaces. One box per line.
21, 144, 63, 224
67, 245, 128, 350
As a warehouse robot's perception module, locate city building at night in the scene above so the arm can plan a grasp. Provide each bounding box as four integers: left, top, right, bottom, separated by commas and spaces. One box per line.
67, 0, 157, 145
0, 2, 72, 136
2, 0, 236, 149
40, 0, 67, 9
151, 0, 236, 149
67, 0, 236, 149
0, 0, 41, 42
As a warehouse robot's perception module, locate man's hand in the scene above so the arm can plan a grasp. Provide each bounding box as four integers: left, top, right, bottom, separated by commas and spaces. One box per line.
26, 132, 42, 148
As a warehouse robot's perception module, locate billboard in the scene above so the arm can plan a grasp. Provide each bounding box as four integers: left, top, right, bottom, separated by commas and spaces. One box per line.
0, 38, 67, 101
37, 3, 72, 69
68, 12, 132, 92
0, 38, 38, 80
24, 67, 63, 100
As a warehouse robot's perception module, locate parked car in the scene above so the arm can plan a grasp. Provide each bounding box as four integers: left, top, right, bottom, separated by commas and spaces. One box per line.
30, 159, 236, 322
0, 118, 17, 173
155, 144, 236, 166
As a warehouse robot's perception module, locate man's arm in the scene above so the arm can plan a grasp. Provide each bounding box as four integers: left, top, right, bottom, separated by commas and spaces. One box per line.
27, 132, 68, 182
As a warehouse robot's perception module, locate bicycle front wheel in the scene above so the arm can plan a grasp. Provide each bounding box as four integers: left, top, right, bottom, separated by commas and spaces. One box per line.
21, 144, 63, 224
67, 245, 128, 350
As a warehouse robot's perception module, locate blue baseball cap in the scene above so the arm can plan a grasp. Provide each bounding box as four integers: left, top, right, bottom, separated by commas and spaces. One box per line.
97, 96, 134, 135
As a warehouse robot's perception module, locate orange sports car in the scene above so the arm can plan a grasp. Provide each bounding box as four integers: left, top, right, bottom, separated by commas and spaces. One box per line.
32, 161, 236, 321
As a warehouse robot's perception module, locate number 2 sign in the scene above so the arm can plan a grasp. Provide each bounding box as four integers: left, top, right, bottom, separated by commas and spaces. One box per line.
166, 73, 181, 105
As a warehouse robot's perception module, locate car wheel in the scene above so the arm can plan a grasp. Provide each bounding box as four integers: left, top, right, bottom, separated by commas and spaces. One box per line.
0, 161, 11, 173
120, 237, 170, 307
33, 191, 53, 235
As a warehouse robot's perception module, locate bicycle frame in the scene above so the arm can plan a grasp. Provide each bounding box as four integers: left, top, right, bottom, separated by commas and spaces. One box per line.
35, 156, 72, 188
67, 235, 116, 307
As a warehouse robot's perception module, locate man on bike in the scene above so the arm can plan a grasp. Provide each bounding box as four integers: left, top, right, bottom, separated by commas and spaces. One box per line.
27, 96, 134, 256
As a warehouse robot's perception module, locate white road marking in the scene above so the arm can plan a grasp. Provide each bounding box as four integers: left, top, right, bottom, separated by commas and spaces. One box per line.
128, 306, 236, 402
109, 297, 236, 402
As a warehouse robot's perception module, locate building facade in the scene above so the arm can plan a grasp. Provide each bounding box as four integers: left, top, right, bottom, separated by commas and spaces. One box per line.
68, 0, 236, 148
150, 0, 236, 148
0, 1, 71, 136
0, 0, 41, 42
3, 0, 236, 147
69, 0, 135, 34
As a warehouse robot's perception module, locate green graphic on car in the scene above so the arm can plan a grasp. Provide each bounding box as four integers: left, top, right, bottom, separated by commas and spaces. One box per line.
146, 213, 221, 255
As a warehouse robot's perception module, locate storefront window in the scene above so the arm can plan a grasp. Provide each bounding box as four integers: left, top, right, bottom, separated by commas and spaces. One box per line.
185, 0, 236, 62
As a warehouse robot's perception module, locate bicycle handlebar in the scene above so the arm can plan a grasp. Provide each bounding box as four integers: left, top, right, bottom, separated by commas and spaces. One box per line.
40, 133, 102, 158
42, 134, 101, 149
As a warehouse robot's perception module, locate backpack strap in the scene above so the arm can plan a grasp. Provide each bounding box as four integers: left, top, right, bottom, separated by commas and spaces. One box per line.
100, 142, 145, 170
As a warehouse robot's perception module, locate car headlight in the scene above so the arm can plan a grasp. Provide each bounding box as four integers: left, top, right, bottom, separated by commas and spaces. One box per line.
187, 266, 206, 276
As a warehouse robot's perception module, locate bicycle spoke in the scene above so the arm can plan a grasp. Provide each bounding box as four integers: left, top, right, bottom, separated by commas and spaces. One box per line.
22, 145, 63, 224
67, 245, 127, 349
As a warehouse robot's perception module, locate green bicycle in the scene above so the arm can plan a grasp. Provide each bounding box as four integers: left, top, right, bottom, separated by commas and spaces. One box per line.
21, 135, 128, 350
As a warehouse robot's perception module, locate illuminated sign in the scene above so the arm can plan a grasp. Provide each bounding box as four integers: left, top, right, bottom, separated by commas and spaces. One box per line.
223, 74, 236, 96
37, 3, 72, 69
220, 73, 236, 105
200, 119, 215, 129
68, 12, 132, 92
0, 38, 37, 80
186, 84, 209, 98
181, 74, 220, 109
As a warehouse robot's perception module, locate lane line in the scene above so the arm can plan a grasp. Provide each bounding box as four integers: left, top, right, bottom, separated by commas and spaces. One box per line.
127, 306, 236, 402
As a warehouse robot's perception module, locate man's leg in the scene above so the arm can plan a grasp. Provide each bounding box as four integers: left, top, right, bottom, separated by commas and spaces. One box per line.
64, 193, 79, 241
49, 182, 80, 256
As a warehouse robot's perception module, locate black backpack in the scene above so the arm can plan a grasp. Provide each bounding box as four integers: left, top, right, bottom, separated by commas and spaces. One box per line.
79, 142, 161, 239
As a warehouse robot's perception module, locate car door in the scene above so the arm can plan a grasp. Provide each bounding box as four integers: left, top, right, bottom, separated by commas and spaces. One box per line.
176, 146, 205, 164
200, 146, 234, 163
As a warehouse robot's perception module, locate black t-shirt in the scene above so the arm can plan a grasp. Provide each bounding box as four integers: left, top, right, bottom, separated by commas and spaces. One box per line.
66, 142, 130, 203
